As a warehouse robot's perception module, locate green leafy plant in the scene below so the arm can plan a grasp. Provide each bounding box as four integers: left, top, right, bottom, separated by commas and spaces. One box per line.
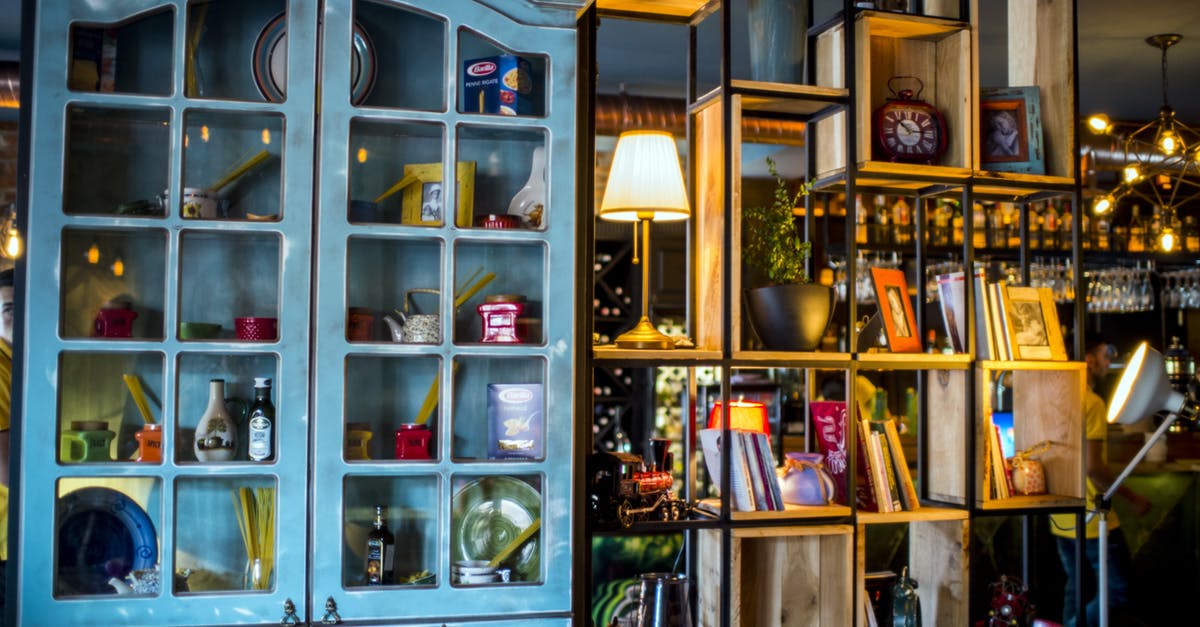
742, 157, 813, 286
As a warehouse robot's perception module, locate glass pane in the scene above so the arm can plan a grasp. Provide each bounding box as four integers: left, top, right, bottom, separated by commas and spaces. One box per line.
347, 120, 444, 225
61, 228, 167, 340
456, 126, 547, 230
176, 352, 278, 464
457, 29, 547, 118
175, 476, 278, 593
342, 475, 439, 588
450, 473, 543, 585
451, 357, 545, 462
64, 106, 171, 217
179, 232, 281, 339
58, 352, 165, 464
55, 477, 162, 597
354, 0, 446, 110
186, 1, 287, 101
68, 9, 174, 96
345, 237, 443, 343
453, 242, 545, 345
182, 110, 284, 221
343, 355, 441, 461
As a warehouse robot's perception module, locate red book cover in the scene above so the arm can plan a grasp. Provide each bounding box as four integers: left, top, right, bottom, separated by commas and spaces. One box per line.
810, 401, 850, 505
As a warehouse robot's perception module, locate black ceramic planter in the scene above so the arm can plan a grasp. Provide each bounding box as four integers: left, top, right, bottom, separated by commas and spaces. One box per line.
744, 283, 836, 351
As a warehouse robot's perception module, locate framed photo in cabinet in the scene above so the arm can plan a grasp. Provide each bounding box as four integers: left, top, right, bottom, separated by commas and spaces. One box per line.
980, 86, 1044, 174
401, 161, 476, 226
1000, 285, 1066, 360
871, 267, 921, 352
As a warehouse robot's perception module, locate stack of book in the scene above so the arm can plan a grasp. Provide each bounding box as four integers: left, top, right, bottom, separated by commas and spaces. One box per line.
983, 413, 1015, 500
698, 428, 784, 512
854, 415, 920, 513
935, 270, 1067, 361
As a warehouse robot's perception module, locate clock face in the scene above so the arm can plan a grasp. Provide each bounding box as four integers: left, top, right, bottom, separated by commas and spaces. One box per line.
880, 107, 940, 157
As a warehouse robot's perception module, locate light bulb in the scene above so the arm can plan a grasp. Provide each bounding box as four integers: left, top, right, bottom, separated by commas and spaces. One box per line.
261, 128, 271, 145
1160, 228, 1177, 252
4, 229, 21, 258
1160, 131, 1178, 155
357, 148, 368, 163
1123, 164, 1140, 183
1087, 114, 1111, 134
111, 257, 125, 277
86, 242, 100, 264
1093, 195, 1114, 214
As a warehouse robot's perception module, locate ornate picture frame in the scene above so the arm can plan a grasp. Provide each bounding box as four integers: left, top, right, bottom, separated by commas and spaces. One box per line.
401, 161, 476, 226
870, 266, 921, 353
980, 86, 1044, 174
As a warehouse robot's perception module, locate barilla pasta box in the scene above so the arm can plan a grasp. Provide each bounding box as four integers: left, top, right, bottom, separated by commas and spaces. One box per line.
463, 55, 538, 116
487, 383, 544, 459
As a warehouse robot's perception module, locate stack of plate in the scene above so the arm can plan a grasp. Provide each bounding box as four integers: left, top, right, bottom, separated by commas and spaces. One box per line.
452, 560, 510, 585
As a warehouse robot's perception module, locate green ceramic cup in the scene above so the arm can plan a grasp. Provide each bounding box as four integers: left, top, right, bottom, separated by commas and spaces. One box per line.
180, 322, 222, 340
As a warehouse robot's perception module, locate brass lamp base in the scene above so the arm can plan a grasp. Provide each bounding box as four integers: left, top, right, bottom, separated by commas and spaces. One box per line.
613, 316, 675, 350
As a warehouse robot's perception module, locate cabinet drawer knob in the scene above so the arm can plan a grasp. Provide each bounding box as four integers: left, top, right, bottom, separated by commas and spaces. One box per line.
280, 598, 301, 625
321, 596, 342, 624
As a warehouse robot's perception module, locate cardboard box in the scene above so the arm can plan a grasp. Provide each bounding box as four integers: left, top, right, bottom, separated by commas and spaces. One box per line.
463, 55, 538, 116
487, 383, 543, 459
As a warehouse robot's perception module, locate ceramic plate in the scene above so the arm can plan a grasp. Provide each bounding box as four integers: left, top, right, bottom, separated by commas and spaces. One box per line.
55, 487, 158, 595
451, 476, 540, 582
252, 14, 377, 105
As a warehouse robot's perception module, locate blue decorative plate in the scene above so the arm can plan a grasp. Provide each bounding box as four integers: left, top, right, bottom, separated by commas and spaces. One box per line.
55, 487, 158, 595
253, 13, 377, 105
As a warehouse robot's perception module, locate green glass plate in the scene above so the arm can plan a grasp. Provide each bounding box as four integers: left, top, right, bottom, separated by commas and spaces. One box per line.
452, 476, 540, 582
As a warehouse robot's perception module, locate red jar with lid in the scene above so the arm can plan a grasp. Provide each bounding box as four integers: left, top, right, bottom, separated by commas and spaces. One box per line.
478, 294, 526, 343
394, 423, 432, 460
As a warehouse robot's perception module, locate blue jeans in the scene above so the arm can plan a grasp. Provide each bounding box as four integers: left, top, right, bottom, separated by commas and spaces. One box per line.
1055, 529, 1134, 627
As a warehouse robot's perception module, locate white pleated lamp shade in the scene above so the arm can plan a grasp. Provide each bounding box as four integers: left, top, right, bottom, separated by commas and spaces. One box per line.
599, 130, 690, 223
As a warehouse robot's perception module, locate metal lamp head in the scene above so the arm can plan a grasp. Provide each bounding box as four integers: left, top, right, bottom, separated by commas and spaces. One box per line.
1108, 342, 1187, 425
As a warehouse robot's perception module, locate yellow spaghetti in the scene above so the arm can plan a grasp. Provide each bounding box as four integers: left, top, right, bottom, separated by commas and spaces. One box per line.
232, 486, 275, 590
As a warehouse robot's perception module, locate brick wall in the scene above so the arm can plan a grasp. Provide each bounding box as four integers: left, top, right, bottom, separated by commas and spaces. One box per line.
0, 121, 16, 209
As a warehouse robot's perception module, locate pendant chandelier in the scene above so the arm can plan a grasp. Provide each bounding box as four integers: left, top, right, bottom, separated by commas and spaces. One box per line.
1087, 34, 1200, 252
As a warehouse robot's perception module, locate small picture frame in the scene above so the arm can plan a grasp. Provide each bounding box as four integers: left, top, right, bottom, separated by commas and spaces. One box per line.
870, 267, 921, 353
401, 161, 476, 226
980, 86, 1044, 174
1001, 285, 1066, 360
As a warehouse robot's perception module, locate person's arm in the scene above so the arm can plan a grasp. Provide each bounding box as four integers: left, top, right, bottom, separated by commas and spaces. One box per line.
1086, 438, 1151, 516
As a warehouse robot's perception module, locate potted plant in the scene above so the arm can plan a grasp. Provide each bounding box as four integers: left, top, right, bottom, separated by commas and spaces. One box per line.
741, 157, 835, 351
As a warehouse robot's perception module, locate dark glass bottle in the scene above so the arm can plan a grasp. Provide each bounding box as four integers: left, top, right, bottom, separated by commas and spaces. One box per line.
365, 505, 395, 585
247, 377, 275, 462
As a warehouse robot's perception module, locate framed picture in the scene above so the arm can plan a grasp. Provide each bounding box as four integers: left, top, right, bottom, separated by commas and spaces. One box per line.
980, 86, 1044, 174
401, 161, 476, 226
870, 266, 921, 353
1000, 285, 1067, 360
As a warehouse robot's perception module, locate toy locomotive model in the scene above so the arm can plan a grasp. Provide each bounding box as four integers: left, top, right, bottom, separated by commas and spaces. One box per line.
588, 439, 688, 528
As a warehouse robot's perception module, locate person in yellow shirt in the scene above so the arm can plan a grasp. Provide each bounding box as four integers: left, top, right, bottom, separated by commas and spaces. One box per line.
1050, 332, 1151, 626
0, 267, 13, 622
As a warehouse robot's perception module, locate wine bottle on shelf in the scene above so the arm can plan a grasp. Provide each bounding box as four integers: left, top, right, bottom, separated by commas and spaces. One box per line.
365, 505, 395, 585
247, 377, 275, 462
1128, 205, 1145, 252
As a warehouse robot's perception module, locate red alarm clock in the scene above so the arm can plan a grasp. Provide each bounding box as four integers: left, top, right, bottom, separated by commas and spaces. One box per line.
874, 76, 948, 165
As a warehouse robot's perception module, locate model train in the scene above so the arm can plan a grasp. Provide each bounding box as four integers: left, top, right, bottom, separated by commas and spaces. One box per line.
588, 449, 688, 527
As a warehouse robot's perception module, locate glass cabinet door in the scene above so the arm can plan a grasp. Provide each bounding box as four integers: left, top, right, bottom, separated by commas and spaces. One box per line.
308, 0, 579, 622
18, 1, 318, 624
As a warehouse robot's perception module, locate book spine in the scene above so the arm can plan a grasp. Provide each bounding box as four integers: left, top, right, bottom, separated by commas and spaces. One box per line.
738, 431, 768, 510
754, 432, 784, 511
883, 419, 920, 510
728, 431, 754, 511
872, 429, 902, 512
855, 418, 881, 512
973, 269, 993, 360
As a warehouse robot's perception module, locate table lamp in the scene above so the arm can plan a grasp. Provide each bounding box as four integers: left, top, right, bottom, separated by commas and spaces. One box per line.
1096, 341, 1198, 626
708, 399, 770, 435
599, 130, 690, 349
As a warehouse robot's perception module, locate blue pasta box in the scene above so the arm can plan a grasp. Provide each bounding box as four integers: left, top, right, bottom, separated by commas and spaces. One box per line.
487, 383, 544, 459
463, 55, 539, 116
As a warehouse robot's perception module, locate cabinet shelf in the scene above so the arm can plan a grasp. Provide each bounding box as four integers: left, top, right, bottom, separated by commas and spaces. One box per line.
592, 345, 724, 364
976, 494, 1086, 512
856, 504, 967, 525
856, 352, 971, 370
730, 350, 853, 367
697, 499, 852, 522
693, 81, 849, 118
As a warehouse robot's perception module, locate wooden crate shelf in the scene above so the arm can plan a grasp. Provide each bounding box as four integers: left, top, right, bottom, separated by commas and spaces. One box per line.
857, 515, 969, 626
699, 525, 854, 627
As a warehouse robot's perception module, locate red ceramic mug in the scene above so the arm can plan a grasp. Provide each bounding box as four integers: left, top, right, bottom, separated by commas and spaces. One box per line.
93, 308, 138, 338
235, 316, 278, 341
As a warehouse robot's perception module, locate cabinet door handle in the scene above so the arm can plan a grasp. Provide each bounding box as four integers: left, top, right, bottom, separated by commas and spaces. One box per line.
279, 598, 302, 625
321, 596, 343, 624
